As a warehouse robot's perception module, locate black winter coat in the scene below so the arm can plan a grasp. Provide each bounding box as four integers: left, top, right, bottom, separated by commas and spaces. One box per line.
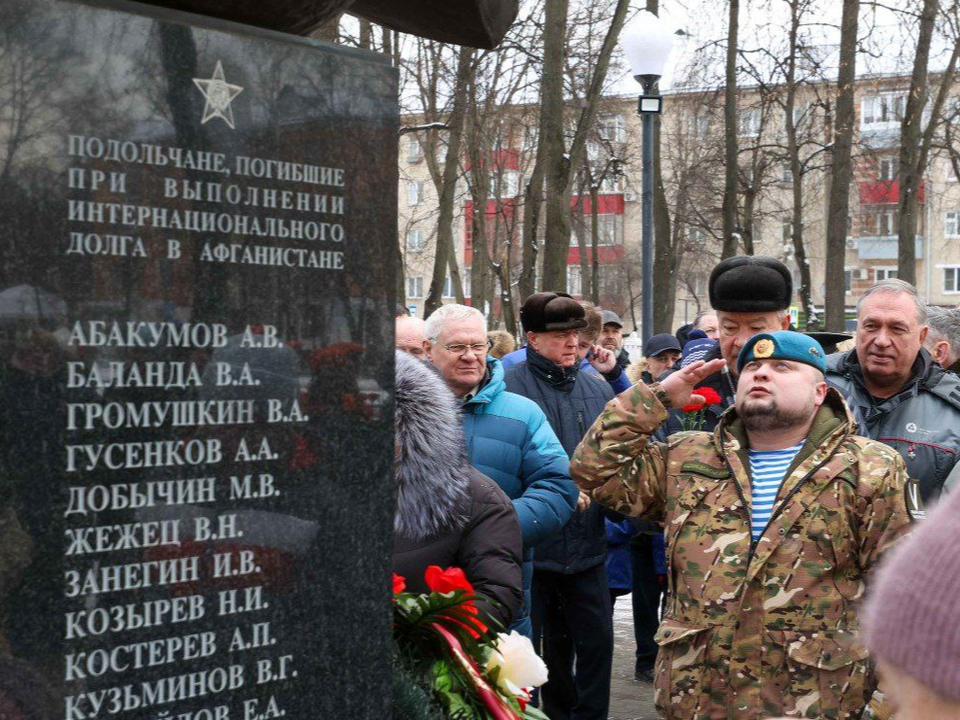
504, 347, 614, 574
392, 351, 522, 628
393, 467, 522, 628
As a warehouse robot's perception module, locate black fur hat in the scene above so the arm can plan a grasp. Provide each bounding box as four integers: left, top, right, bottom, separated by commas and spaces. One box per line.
708, 256, 793, 312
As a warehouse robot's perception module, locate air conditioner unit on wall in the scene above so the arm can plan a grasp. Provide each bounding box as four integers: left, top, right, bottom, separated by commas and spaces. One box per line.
624, 191, 637, 202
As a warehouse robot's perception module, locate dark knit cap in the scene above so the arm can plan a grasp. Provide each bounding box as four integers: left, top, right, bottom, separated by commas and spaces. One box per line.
520, 292, 587, 333
709, 256, 793, 312
864, 487, 960, 701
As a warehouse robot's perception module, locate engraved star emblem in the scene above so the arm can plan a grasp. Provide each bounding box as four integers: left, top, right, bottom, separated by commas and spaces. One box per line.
193, 60, 243, 129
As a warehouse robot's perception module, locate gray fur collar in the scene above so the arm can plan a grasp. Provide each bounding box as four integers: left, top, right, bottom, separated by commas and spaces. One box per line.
394, 351, 469, 540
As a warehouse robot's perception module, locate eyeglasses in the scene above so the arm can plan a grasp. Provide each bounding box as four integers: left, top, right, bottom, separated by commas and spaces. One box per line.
440, 339, 493, 356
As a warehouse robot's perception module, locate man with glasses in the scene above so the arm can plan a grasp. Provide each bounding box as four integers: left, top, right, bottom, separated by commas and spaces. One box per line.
503, 292, 617, 720
425, 304, 578, 638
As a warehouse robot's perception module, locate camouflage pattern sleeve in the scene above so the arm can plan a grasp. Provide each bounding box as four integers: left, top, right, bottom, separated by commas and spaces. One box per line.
856, 441, 912, 574
570, 381, 670, 521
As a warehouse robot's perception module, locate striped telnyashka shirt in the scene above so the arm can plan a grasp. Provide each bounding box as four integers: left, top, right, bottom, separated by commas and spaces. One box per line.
746, 442, 803, 541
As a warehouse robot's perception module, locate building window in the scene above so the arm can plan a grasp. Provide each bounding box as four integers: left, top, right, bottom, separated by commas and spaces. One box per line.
878, 157, 897, 181
598, 264, 623, 297
780, 163, 793, 184
405, 229, 425, 252
407, 181, 423, 207
738, 107, 762, 137
406, 137, 423, 163
489, 170, 519, 198
567, 265, 582, 296
844, 268, 853, 293
876, 210, 895, 236
861, 93, 906, 127
597, 114, 625, 144
946, 159, 960, 182
687, 114, 710, 138
874, 267, 899, 282
945, 267, 960, 293
570, 214, 622, 246
781, 219, 793, 244
599, 172, 622, 193
691, 273, 707, 296
685, 226, 708, 245
523, 126, 538, 152
946, 211, 960, 238
406, 276, 423, 298
442, 276, 456, 299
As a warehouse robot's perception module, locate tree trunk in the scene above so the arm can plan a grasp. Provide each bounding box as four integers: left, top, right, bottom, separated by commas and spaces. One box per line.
424, 47, 474, 317
358, 18, 372, 50
721, 0, 740, 259
897, 0, 938, 286
590, 182, 600, 306
542, 0, 631, 291
785, 0, 814, 327
539, 0, 571, 292
519, 165, 543, 301
491, 256, 518, 337
573, 191, 590, 298
382, 25, 392, 57
448, 251, 466, 304
311, 13, 341, 43
824, 0, 859, 331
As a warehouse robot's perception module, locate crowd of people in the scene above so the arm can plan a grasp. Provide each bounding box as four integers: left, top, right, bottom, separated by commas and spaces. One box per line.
392, 254, 960, 720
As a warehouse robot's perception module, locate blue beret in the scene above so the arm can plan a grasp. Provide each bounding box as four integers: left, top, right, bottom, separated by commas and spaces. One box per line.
737, 330, 827, 375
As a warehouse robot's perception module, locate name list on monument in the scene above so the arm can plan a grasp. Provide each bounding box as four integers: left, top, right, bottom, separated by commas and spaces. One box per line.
0, 2, 396, 719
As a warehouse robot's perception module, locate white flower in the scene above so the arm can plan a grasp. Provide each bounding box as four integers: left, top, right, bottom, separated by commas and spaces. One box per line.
486, 631, 549, 693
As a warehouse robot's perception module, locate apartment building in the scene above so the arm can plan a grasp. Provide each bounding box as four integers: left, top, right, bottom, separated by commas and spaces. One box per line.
398, 73, 960, 330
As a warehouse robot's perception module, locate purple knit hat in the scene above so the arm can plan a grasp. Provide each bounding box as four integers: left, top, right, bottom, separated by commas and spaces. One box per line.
863, 488, 960, 701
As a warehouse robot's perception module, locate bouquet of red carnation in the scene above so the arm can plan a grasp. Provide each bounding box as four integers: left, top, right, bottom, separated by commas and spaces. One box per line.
392, 567, 549, 720
679, 386, 723, 431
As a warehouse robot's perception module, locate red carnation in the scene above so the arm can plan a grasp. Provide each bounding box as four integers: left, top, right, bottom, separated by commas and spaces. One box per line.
392, 573, 406, 595
697, 387, 723, 405
424, 566, 475, 596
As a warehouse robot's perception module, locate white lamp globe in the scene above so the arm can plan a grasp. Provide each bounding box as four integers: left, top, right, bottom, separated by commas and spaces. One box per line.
620, 10, 675, 80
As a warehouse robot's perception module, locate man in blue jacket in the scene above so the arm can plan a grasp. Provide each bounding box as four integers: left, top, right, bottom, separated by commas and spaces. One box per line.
504, 292, 616, 720
425, 304, 578, 638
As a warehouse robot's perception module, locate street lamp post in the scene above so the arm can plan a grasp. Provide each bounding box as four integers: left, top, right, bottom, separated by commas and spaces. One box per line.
620, 11, 674, 345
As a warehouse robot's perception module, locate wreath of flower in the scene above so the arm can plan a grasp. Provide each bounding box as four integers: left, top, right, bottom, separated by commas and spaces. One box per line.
392, 567, 549, 720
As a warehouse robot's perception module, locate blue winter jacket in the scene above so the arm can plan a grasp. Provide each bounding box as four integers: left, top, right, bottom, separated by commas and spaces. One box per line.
462, 357, 579, 631
605, 519, 634, 592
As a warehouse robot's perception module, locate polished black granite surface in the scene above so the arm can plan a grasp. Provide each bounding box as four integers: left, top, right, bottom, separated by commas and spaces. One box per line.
0, 1, 397, 718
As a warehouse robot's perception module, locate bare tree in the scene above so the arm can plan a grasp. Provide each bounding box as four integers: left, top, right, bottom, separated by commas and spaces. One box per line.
541, 0, 631, 291
824, 0, 860, 331
721, 0, 741, 258
898, 0, 940, 284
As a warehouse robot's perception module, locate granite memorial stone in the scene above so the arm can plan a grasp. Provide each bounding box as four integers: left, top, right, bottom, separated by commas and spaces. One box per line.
0, 1, 397, 718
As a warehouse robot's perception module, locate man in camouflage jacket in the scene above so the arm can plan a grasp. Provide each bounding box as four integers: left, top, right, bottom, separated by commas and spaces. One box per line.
570, 332, 911, 720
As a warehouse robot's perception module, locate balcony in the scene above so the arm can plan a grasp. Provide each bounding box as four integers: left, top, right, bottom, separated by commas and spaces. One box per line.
856, 236, 924, 260
859, 124, 900, 150
858, 179, 926, 205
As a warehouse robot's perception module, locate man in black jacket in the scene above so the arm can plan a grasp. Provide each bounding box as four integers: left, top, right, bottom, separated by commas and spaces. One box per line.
660, 256, 792, 436
504, 292, 615, 720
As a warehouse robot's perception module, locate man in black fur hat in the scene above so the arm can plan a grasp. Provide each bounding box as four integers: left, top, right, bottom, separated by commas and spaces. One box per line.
659, 256, 793, 436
